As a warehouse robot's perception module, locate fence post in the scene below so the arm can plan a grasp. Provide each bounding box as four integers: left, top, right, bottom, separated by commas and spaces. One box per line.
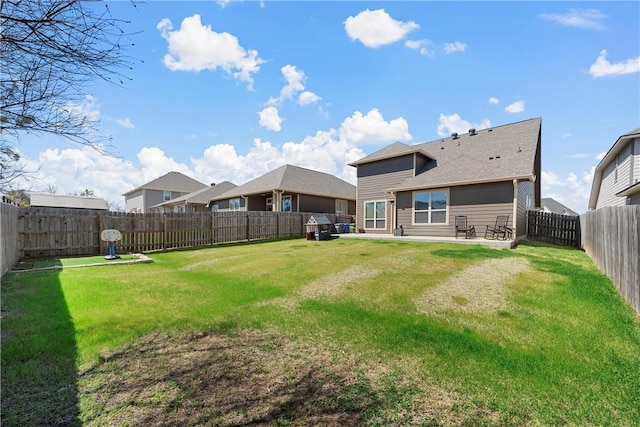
162, 213, 167, 250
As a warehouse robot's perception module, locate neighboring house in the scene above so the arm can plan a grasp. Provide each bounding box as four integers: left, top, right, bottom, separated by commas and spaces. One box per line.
150, 181, 237, 213
208, 164, 356, 214
30, 193, 108, 210
588, 127, 640, 209
348, 117, 542, 239
123, 171, 208, 213
540, 198, 578, 216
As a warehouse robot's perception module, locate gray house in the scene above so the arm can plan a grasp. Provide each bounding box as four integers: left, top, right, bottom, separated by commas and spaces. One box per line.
588, 127, 640, 209
150, 181, 237, 213
208, 164, 356, 214
123, 171, 208, 213
349, 117, 542, 239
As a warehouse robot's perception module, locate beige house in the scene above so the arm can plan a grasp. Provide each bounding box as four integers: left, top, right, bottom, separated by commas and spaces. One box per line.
123, 171, 208, 213
349, 117, 542, 239
150, 181, 237, 213
208, 164, 356, 215
588, 127, 640, 209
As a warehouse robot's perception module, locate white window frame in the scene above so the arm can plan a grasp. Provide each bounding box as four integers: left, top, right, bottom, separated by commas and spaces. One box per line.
229, 198, 241, 211
364, 200, 386, 230
412, 189, 449, 225
336, 199, 348, 215
163, 191, 171, 201
266, 197, 273, 211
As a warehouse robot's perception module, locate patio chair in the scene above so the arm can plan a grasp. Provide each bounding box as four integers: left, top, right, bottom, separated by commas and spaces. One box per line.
455, 215, 476, 239
484, 215, 509, 240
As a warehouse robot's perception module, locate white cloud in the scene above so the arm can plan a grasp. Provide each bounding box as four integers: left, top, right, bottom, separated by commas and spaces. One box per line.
344, 9, 419, 48
596, 151, 606, 161
505, 100, 525, 113
279, 64, 306, 100
21, 108, 413, 208
267, 65, 321, 108
538, 9, 606, 30
339, 109, 412, 146
258, 106, 283, 132
541, 167, 596, 214
489, 97, 500, 104
404, 39, 433, 56
436, 113, 491, 138
561, 132, 573, 139
588, 50, 640, 78
116, 118, 135, 129
298, 91, 321, 106
157, 14, 264, 89
443, 41, 467, 54
61, 94, 101, 127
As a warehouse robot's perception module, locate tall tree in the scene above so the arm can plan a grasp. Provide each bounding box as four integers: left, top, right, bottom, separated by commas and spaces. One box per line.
0, 0, 137, 192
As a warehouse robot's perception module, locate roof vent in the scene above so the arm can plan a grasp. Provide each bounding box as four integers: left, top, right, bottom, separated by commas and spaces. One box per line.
451, 132, 459, 139
469, 128, 477, 135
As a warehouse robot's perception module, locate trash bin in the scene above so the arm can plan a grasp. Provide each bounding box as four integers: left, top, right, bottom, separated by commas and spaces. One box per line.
342, 223, 349, 233
334, 223, 342, 234
349, 223, 355, 233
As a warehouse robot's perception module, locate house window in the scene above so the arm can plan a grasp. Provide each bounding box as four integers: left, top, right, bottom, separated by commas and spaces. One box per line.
336, 199, 348, 214
229, 198, 241, 211
210, 204, 219, 212
413, 190, 448, 224
163, 191, 171, 201
282, 195, 292, 212
266, 197, 273, 211
364, 201, 386, 229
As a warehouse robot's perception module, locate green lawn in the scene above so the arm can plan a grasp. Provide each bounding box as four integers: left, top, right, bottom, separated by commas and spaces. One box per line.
2, 239, 639, 426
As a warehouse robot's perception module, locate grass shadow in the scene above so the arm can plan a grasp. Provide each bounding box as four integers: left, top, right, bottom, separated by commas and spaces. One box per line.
1, 269, 79, 426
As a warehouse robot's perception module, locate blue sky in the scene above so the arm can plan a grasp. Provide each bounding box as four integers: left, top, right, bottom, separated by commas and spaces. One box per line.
12, 1, 640, 213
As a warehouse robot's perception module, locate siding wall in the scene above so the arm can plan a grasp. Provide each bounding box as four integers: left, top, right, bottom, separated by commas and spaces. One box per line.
633, 138, 640, 185
299, 194, 337, 214
597, 141, 634, 208
355, 155, 414, 232
125, 190, 144, 213
395, 181, 514, 237
516, 181, 535, 237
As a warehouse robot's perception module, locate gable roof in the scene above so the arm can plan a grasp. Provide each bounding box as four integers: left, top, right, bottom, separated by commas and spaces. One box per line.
30, 193, 108, 210
588, 126, 640, 209
210, 164, 356, 202
352, 117, 541, 192
151, 181, 237, 208
348, 142, 434, 166
541, 198, 578, 216
122, 171, 208, 196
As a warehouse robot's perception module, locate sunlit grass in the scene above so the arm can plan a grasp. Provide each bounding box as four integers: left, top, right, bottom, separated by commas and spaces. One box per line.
2, 239, 639, 425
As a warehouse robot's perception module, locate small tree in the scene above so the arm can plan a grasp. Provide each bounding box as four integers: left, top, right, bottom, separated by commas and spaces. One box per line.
76, 188, 95, 197
0, 0, 138, 191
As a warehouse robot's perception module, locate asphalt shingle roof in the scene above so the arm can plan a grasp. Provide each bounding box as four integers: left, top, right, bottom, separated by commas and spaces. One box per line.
122, 171, 208, 196
352, 118, 541, 191
541, 198, 578, 216
211, 165, 356, 201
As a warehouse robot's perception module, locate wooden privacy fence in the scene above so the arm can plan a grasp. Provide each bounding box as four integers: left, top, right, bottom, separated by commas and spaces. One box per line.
527, 210, 580, 247
15, 208, 353, 259
580, 206, 640, 315
1, 200, 20, 276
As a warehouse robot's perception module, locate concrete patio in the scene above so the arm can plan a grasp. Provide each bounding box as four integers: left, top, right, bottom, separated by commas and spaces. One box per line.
332, 232, 516, 249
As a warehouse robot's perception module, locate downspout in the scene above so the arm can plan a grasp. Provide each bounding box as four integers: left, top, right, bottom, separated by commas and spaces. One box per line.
512, 179, 518, 237
389, 191, 396, 233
